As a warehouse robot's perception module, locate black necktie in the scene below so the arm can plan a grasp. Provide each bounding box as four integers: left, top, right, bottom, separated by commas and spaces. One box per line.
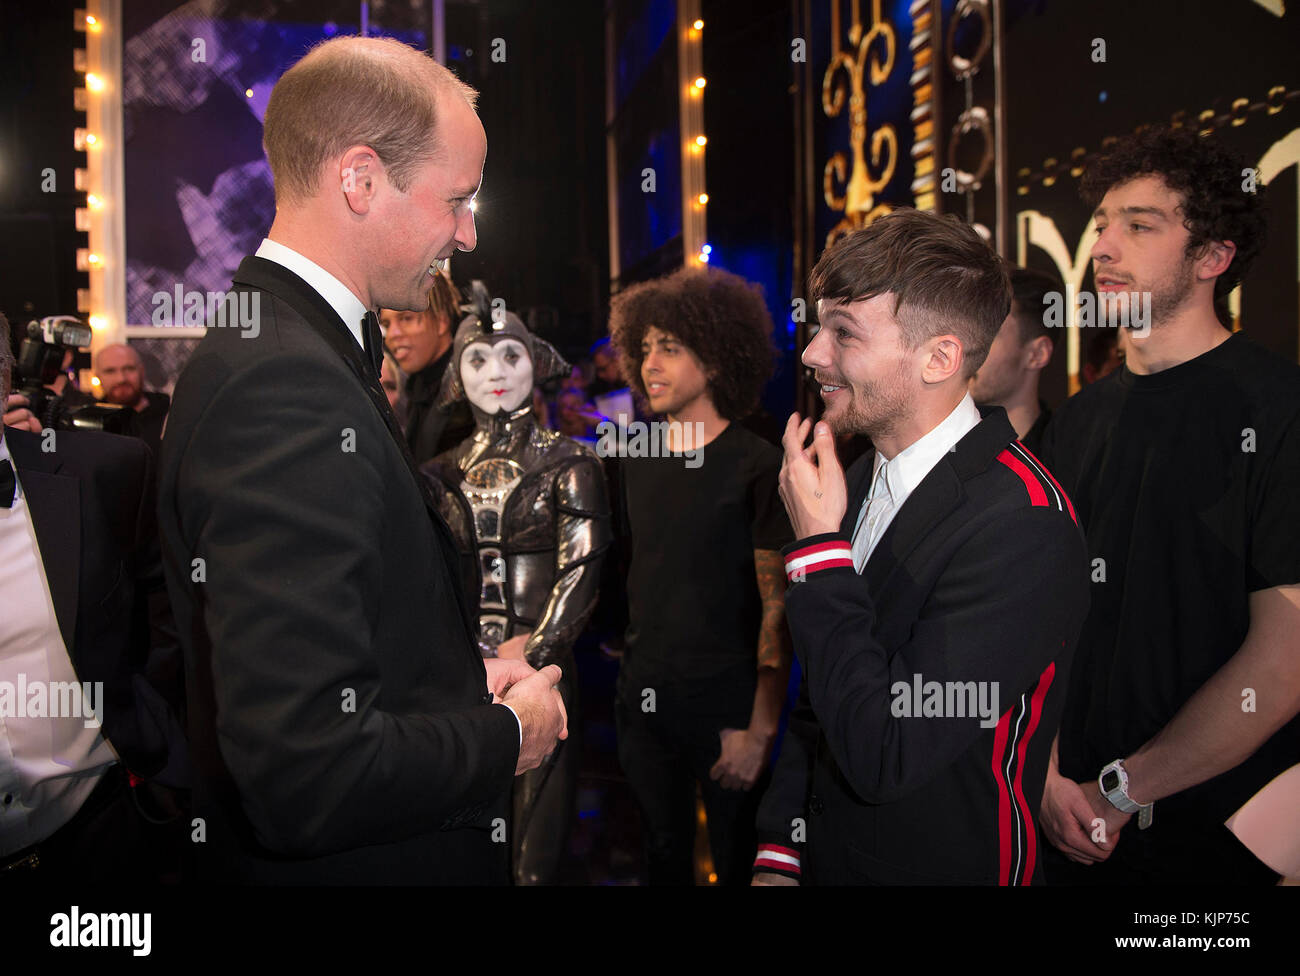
361, 312, 383, 376
1, 458, 14, 509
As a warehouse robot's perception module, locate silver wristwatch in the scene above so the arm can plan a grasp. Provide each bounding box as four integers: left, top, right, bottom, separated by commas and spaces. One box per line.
1099, 759, 1153, 830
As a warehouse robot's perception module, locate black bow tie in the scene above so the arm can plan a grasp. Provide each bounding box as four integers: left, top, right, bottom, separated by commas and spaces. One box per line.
361, 311, 384, 376
1, 457, 14, 509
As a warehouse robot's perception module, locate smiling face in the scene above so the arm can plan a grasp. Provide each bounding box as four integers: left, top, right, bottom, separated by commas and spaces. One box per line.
639, 325, 713, 419
460, 338, 533, 414
380, 306, 451, 374
1090, 174, 1199, 329
367, 93, 485, 313
802, 294, 918, 440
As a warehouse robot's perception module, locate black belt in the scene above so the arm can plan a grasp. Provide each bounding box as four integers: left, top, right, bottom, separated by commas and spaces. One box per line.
0, 763, 125, 873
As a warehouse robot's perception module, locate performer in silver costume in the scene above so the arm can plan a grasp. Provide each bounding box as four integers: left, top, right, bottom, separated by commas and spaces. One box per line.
422, 284, 611, 885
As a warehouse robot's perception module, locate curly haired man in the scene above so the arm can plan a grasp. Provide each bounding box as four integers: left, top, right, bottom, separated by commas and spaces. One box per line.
1038, 126, 1300, 884
607, 266, 794, 885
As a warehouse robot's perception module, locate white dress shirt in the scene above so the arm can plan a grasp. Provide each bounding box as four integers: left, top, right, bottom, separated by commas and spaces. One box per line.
255, 238, 369, 350
851, 392, 982, 572
252, 240, 523, 745
0, 434, 119, 856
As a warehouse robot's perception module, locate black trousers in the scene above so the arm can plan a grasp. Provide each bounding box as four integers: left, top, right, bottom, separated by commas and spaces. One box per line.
615, 694, 766, 886
3, 764, 184, 884
1043, 821, 1281, 885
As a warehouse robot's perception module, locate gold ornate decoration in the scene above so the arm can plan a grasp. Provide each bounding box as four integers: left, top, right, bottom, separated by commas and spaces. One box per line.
822, 0, 899, 248
910, 0, 937, 211
1015, 85, 1300, 195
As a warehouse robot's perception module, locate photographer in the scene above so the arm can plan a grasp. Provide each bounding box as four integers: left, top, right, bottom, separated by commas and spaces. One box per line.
3, 316, 122, 435
1, 313, 188, 881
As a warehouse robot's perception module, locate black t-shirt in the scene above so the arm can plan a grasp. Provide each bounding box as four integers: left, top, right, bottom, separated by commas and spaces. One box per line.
1039, 333, 1300, 826
619, 422, 793, 717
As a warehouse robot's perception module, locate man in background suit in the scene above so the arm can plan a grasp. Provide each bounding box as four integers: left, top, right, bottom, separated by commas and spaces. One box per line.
157, 36, 567, 883
1, 314, 186, 881
752, 210, 1089, 885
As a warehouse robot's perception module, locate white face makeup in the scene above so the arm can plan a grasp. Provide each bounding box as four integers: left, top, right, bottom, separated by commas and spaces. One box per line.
460, 338, 534, 414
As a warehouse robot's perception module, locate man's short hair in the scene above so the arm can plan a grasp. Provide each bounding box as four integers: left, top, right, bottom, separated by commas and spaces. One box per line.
94, 342, 142, 370
808, 209, 1011, 377
1009, 267, 1064, 349
1080, 126, 1267, 303
263, 36, 478, 206
608, 266, 776, 421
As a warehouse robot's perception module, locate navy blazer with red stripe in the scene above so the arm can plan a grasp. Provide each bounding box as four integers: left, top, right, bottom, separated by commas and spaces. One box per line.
754, 406, 1089, 885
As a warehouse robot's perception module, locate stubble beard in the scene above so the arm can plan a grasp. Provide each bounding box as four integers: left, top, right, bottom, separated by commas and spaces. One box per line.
1150, 255, 1197, 328
824, 357, 914, 441
1124, 254, 1197, 335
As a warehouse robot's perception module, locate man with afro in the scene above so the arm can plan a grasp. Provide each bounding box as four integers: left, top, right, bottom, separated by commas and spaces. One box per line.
607, 265, 794, 885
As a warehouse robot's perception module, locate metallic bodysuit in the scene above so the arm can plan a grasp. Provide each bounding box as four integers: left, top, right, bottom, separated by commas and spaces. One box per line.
425, 401, 610, 884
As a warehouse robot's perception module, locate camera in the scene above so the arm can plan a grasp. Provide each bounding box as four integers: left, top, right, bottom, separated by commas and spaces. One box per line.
5, 313, 131, 434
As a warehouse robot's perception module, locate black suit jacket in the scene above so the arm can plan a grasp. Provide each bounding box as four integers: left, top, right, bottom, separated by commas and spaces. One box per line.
755, 409, 1089, 884
156, 256, 519, 883
4, 426, 183, 782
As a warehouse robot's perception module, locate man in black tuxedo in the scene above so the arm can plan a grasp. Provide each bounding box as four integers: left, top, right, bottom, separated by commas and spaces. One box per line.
1, 315, 185, 880
751, 210, 1089, 885
156, 36, 567, 883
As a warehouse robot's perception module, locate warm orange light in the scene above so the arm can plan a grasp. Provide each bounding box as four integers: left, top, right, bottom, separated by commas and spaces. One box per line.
694, 76, 706, 89
697, 193, 709, 205
693, 19, 704, 30
87, 193, 103, 208
85, 132, 98, 146
86, 14, 102, 33
89, 315, 107, 330
245, 88, 254, 98
86, 73, 105, 92
87, 253, 102, 266
91, 376, 101, 386
695, 135, 707, 147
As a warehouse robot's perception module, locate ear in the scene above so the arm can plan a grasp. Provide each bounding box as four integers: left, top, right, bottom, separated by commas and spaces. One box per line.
921, 335, 964, 385
1024, 335, 1054, 372
1195, 239, 1236, 282
339, 145, 381, 216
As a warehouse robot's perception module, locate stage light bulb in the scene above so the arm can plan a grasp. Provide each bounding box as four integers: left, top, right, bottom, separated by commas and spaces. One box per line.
87, 253, 102, 266
695, 135, 707, 147
86, 73, 105, 92
245, 88, 254, 98
87, 193, 102, 208
697, 193, 708, 205
694, 19, 704, 30
85, 132, 98, 146
89, 315, 107, 330
694, 77, 706, 89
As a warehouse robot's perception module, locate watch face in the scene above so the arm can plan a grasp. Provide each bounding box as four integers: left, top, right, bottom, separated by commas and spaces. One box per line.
1101, 770, 1120, 793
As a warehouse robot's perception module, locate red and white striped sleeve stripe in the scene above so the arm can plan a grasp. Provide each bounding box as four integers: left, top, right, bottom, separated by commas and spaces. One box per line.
784, 538, 854, 582
753, 843, 801, 879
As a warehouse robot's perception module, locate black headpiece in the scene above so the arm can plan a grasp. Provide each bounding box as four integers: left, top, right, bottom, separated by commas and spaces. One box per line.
437, 280, 570, 407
